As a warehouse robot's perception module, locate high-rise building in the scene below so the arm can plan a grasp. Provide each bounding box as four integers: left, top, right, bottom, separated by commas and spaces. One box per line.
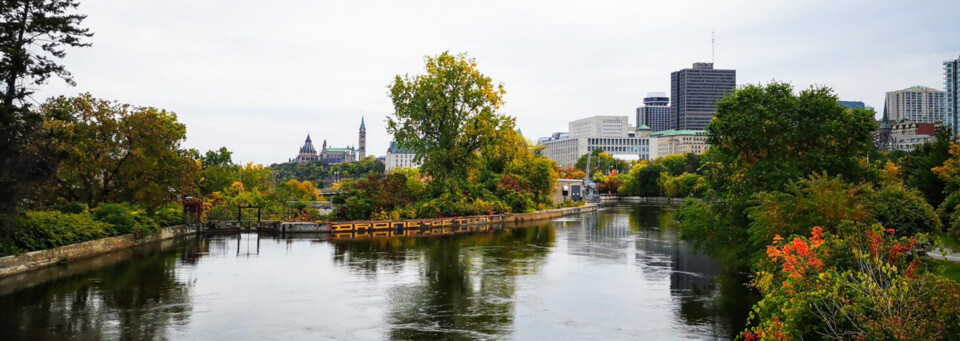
358, 116, 367, 159
884, 86, 946, 124
636, 92, 671, 132
946, 56, 960, 136
670, 62, 736, 130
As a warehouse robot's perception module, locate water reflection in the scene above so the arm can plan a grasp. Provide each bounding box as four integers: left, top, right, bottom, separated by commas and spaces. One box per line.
0, 239, 196, 340
332, 225, 555, 339
0, 204, 755, 340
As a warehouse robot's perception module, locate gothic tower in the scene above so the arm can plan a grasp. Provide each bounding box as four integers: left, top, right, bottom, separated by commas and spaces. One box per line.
875, 104, 893, 152
359, 116, 367, 159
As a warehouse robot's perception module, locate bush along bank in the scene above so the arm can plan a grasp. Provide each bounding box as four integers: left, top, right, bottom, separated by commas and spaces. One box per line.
1, 202, 183, 257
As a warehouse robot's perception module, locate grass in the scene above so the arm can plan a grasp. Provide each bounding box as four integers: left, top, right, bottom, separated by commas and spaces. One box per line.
925, 258, 960, 283
939, 234, 960, 252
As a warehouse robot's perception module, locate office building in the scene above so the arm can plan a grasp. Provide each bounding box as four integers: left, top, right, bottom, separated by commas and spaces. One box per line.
647, 130, 710, 160
541, 115, 651, 168
569, 116, 635, 138
884, 86, 946, 124
946, 56, 960, 136
670, 62, 736, 130
636, 92, 671, 132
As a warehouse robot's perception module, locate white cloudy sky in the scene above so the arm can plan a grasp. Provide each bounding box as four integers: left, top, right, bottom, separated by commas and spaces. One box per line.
34, 0, 960, 164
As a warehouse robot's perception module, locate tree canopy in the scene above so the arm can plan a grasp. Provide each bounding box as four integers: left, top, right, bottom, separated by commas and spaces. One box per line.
706, 82, 876, 194
0, 0, 91, 230
387, 52, 510, 182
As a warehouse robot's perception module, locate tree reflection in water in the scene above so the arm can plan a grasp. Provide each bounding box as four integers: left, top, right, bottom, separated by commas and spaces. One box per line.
628, 204, 757, 340
331, 225, 556, 339
0, 239, 196, 340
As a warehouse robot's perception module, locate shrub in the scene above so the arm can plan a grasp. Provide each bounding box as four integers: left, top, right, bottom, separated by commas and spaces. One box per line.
491, 201, 510, 214
872, 184, 941, 237
92, 203, 160, 235
52, 201, 89, 214
153, 203, 183, 226
474, 199, 494, 215
8, 211, 113, 253
938, 191, 960, 239
416, 202, 441, 219
503, 191, 535, 213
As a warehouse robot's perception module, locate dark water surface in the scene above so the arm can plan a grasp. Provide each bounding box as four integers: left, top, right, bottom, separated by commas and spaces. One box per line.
0, 205, 755, 340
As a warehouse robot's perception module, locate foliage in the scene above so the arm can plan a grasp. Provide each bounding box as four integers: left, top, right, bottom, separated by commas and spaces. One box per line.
333, 172, 421, 221
92, 203, 160, 235
34, 94, 200, 209
196, 147, 240, 195
574, 148, 630, 176
619, 163, 664, 197
4, 211, 111, 254
0, 0, 92, 233
748, 174, 874, 248
872, 183, 942, 237
387, 51, 509, 182
903, 126, 953, 207
747, 174, 940, 254
558, 166, 586, 179
660, 173, 706, 198
743, 225, 960, 340
705, 82, 875, 196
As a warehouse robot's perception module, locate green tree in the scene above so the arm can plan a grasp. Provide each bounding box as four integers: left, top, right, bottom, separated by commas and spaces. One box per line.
196, 147, 240, 196
903, 126, 952, 207
706, 82, 876, 195
619, 163, 664, 197
387, 52, 509, 184
0, 0, 92, 230
35, 94, 199, 209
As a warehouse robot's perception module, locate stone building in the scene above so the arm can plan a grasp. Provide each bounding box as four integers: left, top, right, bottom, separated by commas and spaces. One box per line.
385, 141, 419, 171
646, 130, 710, 160
293, 134, 319, 163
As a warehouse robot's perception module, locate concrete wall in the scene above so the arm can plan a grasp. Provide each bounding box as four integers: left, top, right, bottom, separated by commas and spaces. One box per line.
0, 224, 199, 279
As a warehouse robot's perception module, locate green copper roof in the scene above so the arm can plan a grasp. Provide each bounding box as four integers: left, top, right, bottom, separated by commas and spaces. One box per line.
360, 116, 365, 129
636, 124, 651, 130
326, 148, 354, 153
646, 129, 707, 137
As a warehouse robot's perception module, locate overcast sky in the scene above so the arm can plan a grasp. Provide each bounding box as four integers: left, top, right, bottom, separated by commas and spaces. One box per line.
34, 0, 960, 164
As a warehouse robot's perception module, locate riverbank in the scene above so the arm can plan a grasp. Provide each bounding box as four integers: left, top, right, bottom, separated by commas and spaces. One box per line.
0, 224, 199, 279
0, 204, 597, 278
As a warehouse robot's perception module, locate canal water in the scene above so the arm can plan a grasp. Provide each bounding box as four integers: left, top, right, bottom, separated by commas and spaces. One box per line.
0, 205, 755, 340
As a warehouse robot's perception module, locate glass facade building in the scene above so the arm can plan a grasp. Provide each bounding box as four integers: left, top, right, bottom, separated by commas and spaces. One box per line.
636, 92, 671, 132
946, 56, 960, 136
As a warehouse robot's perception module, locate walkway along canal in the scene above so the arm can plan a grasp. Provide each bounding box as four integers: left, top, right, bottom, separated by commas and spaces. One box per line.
0, 204, 756, 340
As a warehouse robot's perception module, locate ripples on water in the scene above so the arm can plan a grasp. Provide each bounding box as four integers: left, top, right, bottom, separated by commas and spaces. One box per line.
0, 204, 756, 340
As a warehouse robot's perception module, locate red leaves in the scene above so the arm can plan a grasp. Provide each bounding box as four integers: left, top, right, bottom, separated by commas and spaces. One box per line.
767, 227, 825, 280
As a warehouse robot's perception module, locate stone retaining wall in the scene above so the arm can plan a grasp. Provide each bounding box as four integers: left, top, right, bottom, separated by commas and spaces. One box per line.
0, 224, 199, 279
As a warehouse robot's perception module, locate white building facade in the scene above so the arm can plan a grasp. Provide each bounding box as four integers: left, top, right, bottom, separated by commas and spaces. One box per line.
385, 141, 420, 171
647, 130, 710, 160
884, 86, 946, 124
541, 116, 651, 168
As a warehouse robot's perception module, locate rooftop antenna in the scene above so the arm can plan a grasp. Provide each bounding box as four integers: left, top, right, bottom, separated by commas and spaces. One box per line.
711, 31, 715, 64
